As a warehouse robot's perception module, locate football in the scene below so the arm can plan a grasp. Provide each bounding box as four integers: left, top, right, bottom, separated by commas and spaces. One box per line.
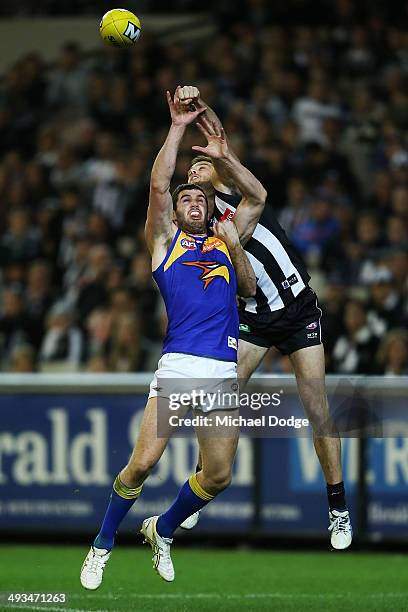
99, 8, 141, 47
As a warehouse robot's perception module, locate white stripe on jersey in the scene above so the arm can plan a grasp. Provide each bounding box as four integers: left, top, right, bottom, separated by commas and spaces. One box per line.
244, 251, 284, 312
215, 194, 306, 312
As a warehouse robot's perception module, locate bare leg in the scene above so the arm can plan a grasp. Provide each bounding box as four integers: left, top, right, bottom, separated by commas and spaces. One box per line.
120, 397, 171, 488
194, 341, 267, 471
195, 409, 239, 496
289, 344, 342, 484
237, 339, 269, 386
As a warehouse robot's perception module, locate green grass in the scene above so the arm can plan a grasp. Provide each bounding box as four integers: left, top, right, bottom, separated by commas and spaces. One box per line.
0, 545, 407, 611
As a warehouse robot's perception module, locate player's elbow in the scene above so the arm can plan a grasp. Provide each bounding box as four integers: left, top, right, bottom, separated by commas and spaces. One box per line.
239, 280, 257, 298
251, 186, 267, 206
150, 176, 170, 195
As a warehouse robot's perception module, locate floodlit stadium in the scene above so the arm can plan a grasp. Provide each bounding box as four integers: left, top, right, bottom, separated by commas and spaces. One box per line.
0, 1, 408, 611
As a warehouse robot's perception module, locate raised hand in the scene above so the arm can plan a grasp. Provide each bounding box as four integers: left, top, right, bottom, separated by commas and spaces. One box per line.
192, 116, 229, 159
167, 86, 206, 127
174, 85, 200, 107
212, 219, 240, 250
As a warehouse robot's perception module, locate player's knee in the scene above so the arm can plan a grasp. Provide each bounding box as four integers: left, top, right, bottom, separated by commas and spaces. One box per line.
203, 468, 232, 494
302, 399, 329, 427
126, 455, 157, 482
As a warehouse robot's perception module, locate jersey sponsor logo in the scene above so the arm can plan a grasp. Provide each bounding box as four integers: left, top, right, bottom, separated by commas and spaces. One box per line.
228, 336, 238, 350
307, 332, 318, 339
281, 273, 299, 290
219, 207, 235, 222
182, 260, 230, 289
180, 237, 196, 250
201, 238, 223, 253
123, 21, 141, 42
239, 323, 251, 333
306, 321, 318, 330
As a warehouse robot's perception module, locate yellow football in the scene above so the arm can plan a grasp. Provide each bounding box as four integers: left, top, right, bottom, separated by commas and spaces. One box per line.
99, 8, 141, 48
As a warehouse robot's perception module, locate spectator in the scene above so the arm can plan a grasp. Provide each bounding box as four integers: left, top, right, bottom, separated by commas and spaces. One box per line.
38, 302, 83, 372
376, 330, 408, 375
76, 244, 113, 319
0, 286, 31, 364
292, 78, 341, 145
291, 194, 339, 265
108, 313, 146, 372
331, 300, 379, 374
8, 344, 36, 373
366, 266, 406, 334
0, 208, 41, 265
84, 307, 112, 362
24, 260, 54, 349
47, 42, 88, 110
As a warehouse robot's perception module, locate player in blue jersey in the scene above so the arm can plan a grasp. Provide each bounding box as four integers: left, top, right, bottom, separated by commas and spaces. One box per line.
80, 88, 266, 589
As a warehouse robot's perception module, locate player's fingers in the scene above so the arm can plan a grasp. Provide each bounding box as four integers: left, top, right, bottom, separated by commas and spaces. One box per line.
192, 145, 208, 154
174, 85, 182, 101
214, 122, 222, 138
200, 115, 214, 134
188, 85, 198, 99
196, 121, 211, 138
166, 91, 173, 107
194, 106, 207, 117
220, 127, 226, 140
195, 98, 206, 109
179, 85, 189, 100
212, 120, 223, 138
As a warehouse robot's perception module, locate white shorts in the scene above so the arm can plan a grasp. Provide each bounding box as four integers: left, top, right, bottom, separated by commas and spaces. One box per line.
148, 352, 238, 413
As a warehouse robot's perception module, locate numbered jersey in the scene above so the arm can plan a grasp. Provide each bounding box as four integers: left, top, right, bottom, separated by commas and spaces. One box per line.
153, 228, 239, 362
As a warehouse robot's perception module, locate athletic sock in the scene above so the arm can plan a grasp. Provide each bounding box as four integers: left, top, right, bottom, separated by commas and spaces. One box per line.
94, 475, 143, 551
327, 481, 347, 512
156, 474, 214, 538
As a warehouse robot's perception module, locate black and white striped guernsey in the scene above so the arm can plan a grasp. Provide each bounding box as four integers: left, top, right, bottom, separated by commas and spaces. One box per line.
213, 190, 310, 317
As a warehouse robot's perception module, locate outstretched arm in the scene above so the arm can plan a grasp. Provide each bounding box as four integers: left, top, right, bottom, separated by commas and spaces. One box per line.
192, 118, 267, 245
145, 89, 206, 255
175, 86, 239, 192
213, 220, 256, 297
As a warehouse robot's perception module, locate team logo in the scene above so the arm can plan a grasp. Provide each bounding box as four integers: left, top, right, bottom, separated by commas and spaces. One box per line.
219, 207, 235, 222
201, 238, 223, 253
182, 260, 230, 289
306, 321, 318, 330
282, 274, 299, 290
180, 237, 196, 250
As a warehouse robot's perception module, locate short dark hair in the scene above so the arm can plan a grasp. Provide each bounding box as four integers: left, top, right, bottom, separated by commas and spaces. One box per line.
190, 155, 213, 169
171, 183, 208, 210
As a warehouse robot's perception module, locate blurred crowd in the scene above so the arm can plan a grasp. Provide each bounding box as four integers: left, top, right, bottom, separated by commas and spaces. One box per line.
1, 0, 408, 375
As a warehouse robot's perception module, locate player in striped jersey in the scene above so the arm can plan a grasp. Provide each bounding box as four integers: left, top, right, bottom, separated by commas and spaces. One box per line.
177, 85, 352, 549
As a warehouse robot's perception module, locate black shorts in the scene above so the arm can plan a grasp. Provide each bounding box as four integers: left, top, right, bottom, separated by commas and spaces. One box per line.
239, 287, 322, 356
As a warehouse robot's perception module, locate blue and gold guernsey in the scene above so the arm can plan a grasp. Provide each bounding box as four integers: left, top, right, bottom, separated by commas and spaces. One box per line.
153, 228, 239, 362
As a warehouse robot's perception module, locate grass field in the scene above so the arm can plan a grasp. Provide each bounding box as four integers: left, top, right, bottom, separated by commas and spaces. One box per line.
1, 545, 407, 611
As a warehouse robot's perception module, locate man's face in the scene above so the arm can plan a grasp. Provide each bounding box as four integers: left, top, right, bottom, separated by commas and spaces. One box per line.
174, 189, 208, 234
188, 161, 214, 185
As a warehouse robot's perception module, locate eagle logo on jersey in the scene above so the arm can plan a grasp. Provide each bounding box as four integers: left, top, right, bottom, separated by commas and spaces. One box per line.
182, 260, 230, 289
